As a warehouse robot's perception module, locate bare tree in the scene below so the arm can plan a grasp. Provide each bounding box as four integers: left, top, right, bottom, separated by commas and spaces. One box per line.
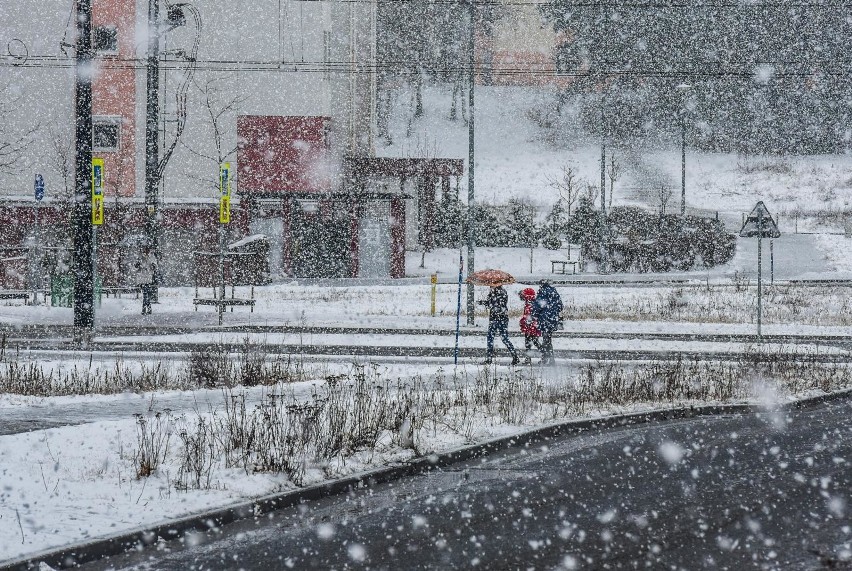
179, 77, 245, 192
585, 182, 600, 206
547, 165, 582, 217
401, 136, 440, 268
46, 124, 74, 204
0, 85, 37, 175
607, 154, 622, 211
657, 184, 673, 216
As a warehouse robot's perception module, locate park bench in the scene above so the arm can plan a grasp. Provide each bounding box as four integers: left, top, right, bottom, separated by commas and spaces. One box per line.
0, 291, 30, 303
193, 297, 256, 311
550, 260, 578, 275
192, 251, 259, 315
550, 244, 581, 275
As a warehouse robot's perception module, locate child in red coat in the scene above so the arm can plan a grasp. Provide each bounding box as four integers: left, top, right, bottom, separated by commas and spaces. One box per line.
519, 288, 542, 364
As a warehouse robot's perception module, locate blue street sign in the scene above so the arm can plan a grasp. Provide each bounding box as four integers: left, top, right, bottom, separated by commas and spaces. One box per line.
34, 174, 44, 201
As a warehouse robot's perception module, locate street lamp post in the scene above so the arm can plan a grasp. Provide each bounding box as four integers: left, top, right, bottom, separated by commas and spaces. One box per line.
676, 83, 692, 217
465, 0, 476, 326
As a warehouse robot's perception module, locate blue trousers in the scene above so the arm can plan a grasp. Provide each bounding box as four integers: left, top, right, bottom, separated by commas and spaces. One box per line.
487, 320, 517, 358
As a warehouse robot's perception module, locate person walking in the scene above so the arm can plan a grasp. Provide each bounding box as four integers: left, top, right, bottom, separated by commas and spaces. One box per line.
533, 280, 563, 365
135, 250, 157, 315
478, 284, 519, 365
518, 288, 542, 364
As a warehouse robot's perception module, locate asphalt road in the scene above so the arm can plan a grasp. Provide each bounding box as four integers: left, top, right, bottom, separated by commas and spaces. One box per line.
83, 397, 852, 571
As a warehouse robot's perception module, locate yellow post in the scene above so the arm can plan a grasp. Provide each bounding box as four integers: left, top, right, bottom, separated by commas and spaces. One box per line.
430, 273, 438, 317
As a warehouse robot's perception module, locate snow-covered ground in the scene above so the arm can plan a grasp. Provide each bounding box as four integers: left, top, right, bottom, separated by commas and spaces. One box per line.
4, 84, 852, 565
2, 365, 844, 565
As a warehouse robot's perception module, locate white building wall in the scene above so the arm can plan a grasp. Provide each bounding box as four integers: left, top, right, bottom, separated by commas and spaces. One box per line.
0, 0, 377, 202
0, 2, 77, 200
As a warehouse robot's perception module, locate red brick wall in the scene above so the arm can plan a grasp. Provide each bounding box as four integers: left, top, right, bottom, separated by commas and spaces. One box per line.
237, 116, 333, 194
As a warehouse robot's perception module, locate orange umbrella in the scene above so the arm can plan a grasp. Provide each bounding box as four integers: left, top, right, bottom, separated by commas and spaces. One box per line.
466, 269, 516, 287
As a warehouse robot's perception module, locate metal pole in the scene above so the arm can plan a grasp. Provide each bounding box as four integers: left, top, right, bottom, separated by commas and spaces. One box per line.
681, 120, 686, 216
757, 210, 763, 340
73, 0, 95, 337
145, 0, 161, 300
455, 245, 463, 366
465, 0, 476, 326
599, 131, 607, 273
219, 223, 225, 326
770, 239, 774, 285
33, 204, 39, 305
597, 6, 608, 273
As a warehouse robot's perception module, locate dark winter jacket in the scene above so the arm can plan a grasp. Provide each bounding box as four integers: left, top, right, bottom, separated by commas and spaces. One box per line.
479, 286, 509, 323
533, 283, 563, 332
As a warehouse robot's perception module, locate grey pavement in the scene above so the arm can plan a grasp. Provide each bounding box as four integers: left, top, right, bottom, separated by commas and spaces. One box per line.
81, 396, 852, 570
730, 233, 831, 280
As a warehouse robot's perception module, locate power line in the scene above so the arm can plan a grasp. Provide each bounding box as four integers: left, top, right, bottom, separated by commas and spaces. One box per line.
2, 55, 850, 79
283, 0, 851, 6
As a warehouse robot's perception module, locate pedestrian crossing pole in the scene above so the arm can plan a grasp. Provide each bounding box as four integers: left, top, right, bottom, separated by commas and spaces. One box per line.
219, 163, 231, 326
465, 0, 476, 327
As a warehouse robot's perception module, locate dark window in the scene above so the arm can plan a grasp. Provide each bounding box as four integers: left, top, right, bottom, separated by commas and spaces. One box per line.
93, 119, 120, 151
93, 26, 118, 53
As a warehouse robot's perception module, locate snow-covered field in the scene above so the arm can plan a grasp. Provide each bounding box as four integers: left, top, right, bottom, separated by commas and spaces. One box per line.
384, 86, 852, 234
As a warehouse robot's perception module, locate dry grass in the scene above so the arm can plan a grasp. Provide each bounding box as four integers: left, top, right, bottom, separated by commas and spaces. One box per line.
133, 353, 852, 489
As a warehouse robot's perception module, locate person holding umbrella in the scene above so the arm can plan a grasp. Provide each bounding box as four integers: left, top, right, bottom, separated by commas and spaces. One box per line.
469, 269, 519, 366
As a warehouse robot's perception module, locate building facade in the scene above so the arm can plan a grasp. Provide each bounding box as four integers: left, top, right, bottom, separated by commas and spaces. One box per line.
0, 0, 462, 285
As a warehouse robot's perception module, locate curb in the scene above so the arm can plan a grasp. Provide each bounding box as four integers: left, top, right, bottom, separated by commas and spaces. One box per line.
3, 388, 850, 570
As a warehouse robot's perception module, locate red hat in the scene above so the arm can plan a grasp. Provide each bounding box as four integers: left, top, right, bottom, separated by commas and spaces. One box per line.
520, 287, 536, 301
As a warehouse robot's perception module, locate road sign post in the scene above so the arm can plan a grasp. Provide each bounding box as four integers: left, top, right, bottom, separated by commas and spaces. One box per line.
218, 163, 231, 325
92, 158, 104, 226
91, 159, 104, 319
739, 201, 780, 340
32, 174, 45, 304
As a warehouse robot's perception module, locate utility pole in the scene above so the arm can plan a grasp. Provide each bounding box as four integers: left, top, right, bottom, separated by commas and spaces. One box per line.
681, 120, 686, 216
465, 0, 476, 326
597, 6, 608, 274
675, 82, 692, 217
73, 0, 95, 338
145, 0, 161, 299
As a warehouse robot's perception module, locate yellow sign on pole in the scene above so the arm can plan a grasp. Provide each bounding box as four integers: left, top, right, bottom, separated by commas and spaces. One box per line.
219, 163, 231, 224
219, 196, 231, 224
92, 158, 105, 226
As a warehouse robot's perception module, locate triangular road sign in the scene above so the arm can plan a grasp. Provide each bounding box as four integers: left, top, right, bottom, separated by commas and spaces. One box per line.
740, 201, 781, 238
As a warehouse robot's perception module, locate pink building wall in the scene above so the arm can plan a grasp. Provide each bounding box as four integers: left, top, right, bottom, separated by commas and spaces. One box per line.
92, 0, 137, 197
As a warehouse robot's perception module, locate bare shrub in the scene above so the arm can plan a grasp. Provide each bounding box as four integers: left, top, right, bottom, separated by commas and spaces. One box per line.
238, 339, 268, 386
134, 411, 173, 479
188, 346, 232, 388
175, 415, 216, 490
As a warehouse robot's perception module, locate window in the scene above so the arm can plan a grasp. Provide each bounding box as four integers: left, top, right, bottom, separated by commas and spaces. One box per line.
93, 118, 121, 152
93, 26, 118, 54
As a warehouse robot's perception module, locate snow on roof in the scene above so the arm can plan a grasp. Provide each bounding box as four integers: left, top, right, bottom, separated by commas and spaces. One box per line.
227, 234, 268, 249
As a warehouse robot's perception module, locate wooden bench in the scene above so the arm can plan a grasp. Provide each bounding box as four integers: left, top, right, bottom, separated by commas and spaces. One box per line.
0, 291, 30, 302
102, 286, 140, 299
193, 297, 256, 311
551, 260, 578, 275
193, 284, 256, 313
